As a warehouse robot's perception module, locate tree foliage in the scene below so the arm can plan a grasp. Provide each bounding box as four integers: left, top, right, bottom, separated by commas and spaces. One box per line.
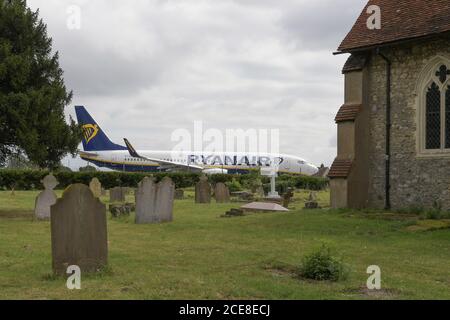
0, 0, 81, 169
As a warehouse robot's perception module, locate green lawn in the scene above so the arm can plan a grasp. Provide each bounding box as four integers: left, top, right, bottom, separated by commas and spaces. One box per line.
0, 189, 449, 300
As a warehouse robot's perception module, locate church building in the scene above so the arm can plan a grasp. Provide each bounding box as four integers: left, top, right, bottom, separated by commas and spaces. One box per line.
329, 0, 450, 209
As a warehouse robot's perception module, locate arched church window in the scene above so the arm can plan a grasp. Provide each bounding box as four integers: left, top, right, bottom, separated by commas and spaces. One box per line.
426, 82, 441, 149
418, 61, 450, 155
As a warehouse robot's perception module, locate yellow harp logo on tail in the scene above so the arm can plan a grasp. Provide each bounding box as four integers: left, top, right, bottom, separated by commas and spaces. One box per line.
82, 124, 99, 144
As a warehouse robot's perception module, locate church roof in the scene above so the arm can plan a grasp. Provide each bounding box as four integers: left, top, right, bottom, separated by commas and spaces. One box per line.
338, 0, 450, 52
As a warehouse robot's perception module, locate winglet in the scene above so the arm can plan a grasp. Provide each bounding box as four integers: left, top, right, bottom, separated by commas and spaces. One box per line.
123, 138, 140, 158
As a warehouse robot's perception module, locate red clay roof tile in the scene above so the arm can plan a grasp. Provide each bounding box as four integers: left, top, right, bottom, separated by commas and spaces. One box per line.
338, 0, 450, 52
328, 159, 353, 179
335, 103, 361, 123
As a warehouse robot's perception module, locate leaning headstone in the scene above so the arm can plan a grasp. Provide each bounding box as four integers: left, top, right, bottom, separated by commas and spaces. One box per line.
51, 184, 108, 275
214, 183, 230, 203
34, 174, 59, 220
135, 177, 157, 224
110, 187, 126, 203
89, 178, 102, 198
195, 176, 211, 204
155, 177, 175, 222
175, 189, 185, 200
135, 177, 175, 224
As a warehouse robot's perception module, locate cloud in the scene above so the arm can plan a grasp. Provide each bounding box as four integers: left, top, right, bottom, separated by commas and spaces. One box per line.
27, 0, 367, 169
278, 0, 366, 51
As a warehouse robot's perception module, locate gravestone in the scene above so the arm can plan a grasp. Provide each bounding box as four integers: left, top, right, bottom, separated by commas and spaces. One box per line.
305, 192, 319, 209
155, 177, 175, 222
109, 203, 133, 218
250, 179, 265, 198
214, 183, 230, 203
110, 187, 126, 203
175, 189, 185, 200
51, 184, 108, 275
135, 177, 175, 224
34, 174, 59, 220
135, 177, 157, 224
89, 178, 102, 198
195, 176, 211, 204
255, 186, 265, 198
282, 188, 295, 208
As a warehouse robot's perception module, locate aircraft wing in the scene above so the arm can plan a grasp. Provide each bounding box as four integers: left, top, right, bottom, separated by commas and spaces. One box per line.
123, 138, 203, 172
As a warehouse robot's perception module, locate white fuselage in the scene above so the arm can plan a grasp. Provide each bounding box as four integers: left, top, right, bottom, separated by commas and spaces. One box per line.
81, 150, 319, 175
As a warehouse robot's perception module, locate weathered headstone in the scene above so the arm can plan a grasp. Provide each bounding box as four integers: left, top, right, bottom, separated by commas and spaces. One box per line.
282, 188, 295, 208
135, 177, 157, 224
195, 176, 211, 204
135, 177, 175, 224
305, 192, 319, 209
109, 202, 134, 217
155, 177, 175, 222
255, 186, 265, 198
250, 179, 265, 198
214, 183, 230, 203
34, 174, 59, 220
110, 187, 126, 203
51, 184, 108, 275
89, 178, 102, 198
175, 189, 185, 200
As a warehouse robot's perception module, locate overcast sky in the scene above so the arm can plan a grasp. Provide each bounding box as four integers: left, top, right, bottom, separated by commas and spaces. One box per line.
28, 0, 367, 169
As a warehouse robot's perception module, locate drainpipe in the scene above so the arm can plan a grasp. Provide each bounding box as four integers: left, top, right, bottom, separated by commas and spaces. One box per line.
377, 49, 391, 210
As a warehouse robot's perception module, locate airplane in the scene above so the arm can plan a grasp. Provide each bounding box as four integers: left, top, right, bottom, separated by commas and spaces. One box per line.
75, 106, 319, 176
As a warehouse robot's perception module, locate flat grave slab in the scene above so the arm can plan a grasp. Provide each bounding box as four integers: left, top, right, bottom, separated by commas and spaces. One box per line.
240, 202, 289, 213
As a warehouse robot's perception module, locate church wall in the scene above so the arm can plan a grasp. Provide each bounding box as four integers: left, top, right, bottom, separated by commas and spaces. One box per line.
367, 36, 450, 209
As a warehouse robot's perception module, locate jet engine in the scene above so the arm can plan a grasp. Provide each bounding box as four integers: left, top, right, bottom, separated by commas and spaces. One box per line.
202, 168, 228, 175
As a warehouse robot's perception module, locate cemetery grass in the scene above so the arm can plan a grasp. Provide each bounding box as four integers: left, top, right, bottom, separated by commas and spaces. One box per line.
0, 190, 450, 300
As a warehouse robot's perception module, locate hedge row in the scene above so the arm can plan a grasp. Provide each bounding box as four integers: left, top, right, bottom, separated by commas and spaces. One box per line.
0, 170, 199, 190
0, 169, 328, 191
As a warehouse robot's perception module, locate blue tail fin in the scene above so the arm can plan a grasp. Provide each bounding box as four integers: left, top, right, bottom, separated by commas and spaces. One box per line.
75, 106, 127, 151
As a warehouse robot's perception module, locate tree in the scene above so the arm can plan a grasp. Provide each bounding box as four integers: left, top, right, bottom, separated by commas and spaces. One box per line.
0, 0, 81, 169
79, 165, 97, 172
5, 152, 38, 169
